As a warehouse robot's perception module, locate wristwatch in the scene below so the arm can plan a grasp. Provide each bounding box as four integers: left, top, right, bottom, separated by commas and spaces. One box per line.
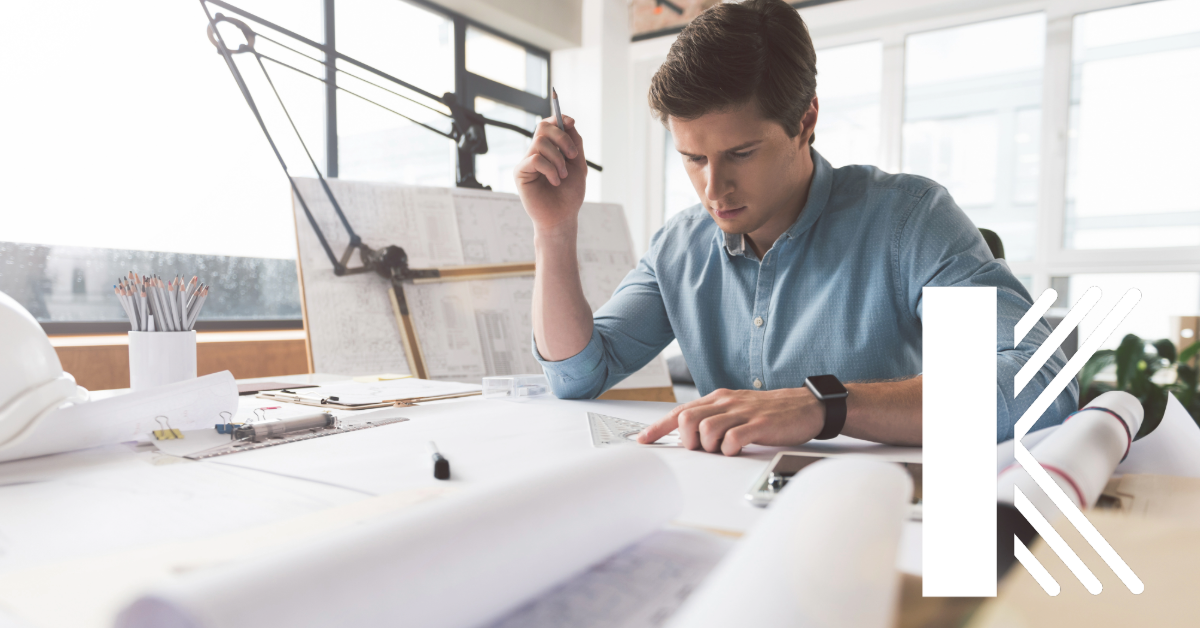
805, 374, 849, 440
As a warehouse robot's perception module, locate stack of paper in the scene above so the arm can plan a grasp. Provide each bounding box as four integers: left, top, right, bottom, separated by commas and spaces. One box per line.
0, 372, 237, 464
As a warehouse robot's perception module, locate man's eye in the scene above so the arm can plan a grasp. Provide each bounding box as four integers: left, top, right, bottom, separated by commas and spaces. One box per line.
731, 150, 754, 159
686, 155, 706, 164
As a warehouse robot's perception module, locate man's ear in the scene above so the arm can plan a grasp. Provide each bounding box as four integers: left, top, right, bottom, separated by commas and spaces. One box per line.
800, 97, 819, 145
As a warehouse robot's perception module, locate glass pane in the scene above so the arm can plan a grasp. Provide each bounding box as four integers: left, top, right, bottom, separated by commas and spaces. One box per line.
337, 0, 455, 98
0, 242, 301, 324
1065, 0, 1200, 250
474, 97, 538, 194
337, 78, 458, 187
1064, 273, 1200, 349
903, 13, 1046, 262
814, 41, 882, 168
3, 1, 318, 259
664, 129, 700, 222
466, 26, 548, 97
226, 0, 323, 42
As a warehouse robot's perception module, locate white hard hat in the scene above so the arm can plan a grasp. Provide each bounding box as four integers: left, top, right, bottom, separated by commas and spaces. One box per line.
0, 290, 88, 449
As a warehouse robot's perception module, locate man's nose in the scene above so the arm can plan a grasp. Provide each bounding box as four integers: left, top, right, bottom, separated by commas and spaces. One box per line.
704, 161, 734, 202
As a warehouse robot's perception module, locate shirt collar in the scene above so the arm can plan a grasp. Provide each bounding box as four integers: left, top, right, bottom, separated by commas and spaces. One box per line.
719, 148, 834, 257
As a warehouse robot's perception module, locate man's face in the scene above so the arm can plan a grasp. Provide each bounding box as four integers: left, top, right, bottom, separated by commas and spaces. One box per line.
669, 100, 815, 238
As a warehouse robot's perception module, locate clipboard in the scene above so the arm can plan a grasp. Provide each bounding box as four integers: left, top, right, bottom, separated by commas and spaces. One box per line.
256, 388, 481, 410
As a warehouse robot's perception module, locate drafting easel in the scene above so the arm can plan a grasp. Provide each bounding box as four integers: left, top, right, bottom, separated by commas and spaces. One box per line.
386, 261, 535, 380
291, 180, 675, 403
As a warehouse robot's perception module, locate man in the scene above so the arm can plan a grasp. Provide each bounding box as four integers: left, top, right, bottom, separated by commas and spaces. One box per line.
515, 0, 1076, 455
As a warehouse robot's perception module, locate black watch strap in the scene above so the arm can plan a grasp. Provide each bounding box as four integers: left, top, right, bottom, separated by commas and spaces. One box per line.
814, 396, 847, 440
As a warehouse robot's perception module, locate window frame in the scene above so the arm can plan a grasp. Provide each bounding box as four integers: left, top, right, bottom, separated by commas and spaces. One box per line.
631, 0, 1200, 292
39, 0, 550, 335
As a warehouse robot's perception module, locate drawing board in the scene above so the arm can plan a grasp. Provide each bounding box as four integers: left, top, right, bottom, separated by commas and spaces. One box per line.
291, 179, 672, 395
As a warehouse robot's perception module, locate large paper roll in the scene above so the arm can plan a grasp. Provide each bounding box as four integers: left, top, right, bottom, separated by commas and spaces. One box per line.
998, 391, 1143, 514
666, 457, 913, 628
116, 447, 682, 628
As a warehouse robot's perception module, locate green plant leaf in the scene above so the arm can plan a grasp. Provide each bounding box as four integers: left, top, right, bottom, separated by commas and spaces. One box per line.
1153, 338, 1177, 364
1078, 349, 1116, 404
1180, 341, 1200, 366
1136, 387, 1169, 440
1115, 334, 1144, 390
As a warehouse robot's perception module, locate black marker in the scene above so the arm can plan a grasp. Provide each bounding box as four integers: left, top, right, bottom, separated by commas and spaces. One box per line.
427, 441, 450, 480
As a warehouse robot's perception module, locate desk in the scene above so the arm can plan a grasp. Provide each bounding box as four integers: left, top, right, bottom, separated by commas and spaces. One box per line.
0, 374, 923, 627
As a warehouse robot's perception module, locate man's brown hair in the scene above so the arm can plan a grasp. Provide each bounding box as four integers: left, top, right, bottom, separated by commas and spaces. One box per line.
648, 0, 818, 144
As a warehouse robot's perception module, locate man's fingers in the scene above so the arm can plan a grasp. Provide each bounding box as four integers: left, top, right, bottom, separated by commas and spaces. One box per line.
675, 404, 725, 450
531, 136, 568, 178
517, 154, 560, 186
721, 424, 758, 457
537, 119, 579, 160
698, 413, 744, 453
638, 412, 681, 444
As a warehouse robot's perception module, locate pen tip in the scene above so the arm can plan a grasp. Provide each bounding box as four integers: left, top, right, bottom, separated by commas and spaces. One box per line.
552, 87, 557, 99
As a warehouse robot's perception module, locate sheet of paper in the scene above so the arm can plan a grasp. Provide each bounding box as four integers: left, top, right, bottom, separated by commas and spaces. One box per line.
404, 279, 489, 382
292, 177, 464, 376
116, 448, 683, 628
487, 528, 732, 628
0, 372, 238, 463
1117, 392, 1200, 478
453, 188, 535, 264
0, 457, 360, 576
667, 458, 912, 628
0, 486, 448, 628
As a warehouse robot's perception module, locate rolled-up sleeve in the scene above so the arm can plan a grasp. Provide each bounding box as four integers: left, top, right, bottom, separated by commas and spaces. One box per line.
535, 229, 676, 399
897, 184, 1079, 442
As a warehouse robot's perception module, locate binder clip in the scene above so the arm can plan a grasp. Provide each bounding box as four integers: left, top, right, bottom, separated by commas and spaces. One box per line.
215, 411, 243, 436
152, 416, 183, 440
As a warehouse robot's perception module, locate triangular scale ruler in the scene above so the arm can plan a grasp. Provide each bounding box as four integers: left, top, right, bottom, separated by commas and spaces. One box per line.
587, 412, 681, 448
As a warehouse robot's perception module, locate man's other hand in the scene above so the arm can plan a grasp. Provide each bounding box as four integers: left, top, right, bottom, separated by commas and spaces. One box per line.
638, 388, 826, 456
515, 116, 588, 232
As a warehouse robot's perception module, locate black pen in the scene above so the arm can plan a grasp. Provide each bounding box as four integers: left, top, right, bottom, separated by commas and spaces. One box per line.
428, 441, 450, 480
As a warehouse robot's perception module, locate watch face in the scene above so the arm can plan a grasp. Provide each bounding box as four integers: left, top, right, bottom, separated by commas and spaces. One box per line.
806, 374, 848, 399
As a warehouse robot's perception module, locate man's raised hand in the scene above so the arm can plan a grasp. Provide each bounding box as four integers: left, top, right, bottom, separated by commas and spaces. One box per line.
514, 116, 588, 232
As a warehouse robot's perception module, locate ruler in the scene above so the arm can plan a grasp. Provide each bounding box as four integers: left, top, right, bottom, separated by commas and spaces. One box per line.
187, 416, 409, 460
587, 412, 680, 448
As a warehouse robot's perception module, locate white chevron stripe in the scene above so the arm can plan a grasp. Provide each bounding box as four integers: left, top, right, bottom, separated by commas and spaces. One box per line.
1014, 486, 1101, 594
1014, 287, 1101, 395
1015, 288, 1058, 347
1013, 289, 1140, 441
1014, 444, 1144, 593
1011, 288, 1145, 595
1014, 535, 1060, 596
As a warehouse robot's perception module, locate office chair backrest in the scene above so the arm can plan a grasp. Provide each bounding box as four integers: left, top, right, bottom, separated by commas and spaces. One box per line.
980, 228, 1005, 260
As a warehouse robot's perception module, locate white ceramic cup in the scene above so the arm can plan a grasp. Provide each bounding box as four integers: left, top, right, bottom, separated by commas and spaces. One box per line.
128, 331, 197, 391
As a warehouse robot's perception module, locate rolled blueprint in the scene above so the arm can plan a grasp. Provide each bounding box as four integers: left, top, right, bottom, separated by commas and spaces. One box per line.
998, 391, 1143, 515
995, 425, 1059, 474
667, 457, 913, 628
117, 447, 682, 628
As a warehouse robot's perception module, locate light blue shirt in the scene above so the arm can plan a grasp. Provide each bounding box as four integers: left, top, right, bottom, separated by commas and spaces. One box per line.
535, 150, 1077, 442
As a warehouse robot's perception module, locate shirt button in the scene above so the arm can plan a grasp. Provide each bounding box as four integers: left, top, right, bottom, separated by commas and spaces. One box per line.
754, 317, 764, 327
753, 378, 763, 389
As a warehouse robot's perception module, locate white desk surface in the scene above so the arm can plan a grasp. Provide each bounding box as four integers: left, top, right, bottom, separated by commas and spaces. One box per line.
0, 373, 923, 625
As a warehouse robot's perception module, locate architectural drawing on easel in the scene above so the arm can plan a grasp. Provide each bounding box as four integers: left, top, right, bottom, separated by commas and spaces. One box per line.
291, 178, 671, 392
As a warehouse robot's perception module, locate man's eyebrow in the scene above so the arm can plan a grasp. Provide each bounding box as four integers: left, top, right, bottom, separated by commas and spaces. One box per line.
677, 140, 763, 158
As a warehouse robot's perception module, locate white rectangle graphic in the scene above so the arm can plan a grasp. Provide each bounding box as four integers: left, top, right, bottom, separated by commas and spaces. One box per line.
922, 287, 996, 596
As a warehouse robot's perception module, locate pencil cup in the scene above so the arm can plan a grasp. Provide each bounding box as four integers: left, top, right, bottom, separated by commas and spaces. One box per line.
128, 331, 197, 391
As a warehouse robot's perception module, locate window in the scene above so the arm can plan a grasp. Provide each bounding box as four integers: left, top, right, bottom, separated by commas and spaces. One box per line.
814, 41, 882, 168
903, 13, 1046, 262
336, 0, 458, 187
663, 129, 699, 222
1061, 273, 1200, 348
1065, 0, 1200, 250
2, 0, 549, 331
